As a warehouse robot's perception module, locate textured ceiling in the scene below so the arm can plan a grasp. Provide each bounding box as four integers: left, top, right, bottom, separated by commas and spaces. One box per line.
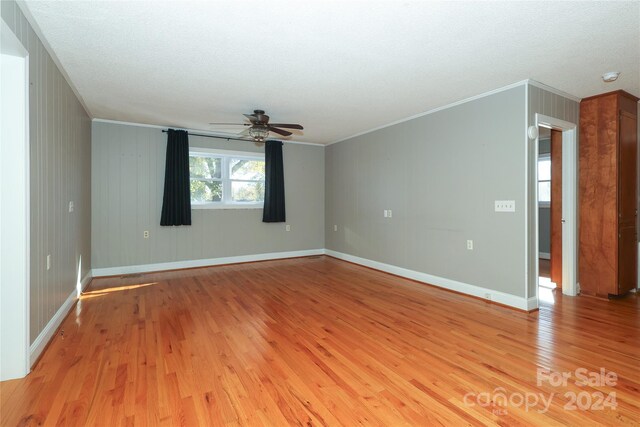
20, 1, 640, 144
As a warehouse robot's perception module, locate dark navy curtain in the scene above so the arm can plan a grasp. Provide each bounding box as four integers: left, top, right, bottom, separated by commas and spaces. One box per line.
262, 140, 286, 222
160, 129, 191, 226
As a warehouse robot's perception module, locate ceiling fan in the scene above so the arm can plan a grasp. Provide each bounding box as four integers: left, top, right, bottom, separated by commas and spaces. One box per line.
209, 110, 303, 143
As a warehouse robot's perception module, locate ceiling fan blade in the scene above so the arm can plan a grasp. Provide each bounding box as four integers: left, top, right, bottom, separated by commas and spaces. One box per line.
243, 114, 259, 123
268, 126, 292, 137
239, 127, 251, 136
209, 122, 250, 126
268, 123, 303, 130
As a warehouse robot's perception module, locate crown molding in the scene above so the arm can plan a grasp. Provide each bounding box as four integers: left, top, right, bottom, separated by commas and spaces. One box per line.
328, 80, 529, 145
527, 79, 581, 103
328, 79, 582, 146
15, 1, 93, 118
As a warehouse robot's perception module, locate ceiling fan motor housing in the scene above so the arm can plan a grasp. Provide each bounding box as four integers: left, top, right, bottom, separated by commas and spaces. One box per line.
251, 110, 269, 124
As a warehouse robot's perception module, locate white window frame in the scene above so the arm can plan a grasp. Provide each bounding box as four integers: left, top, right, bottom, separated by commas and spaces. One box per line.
189, 148, 265, 209
538, 153, 551, 208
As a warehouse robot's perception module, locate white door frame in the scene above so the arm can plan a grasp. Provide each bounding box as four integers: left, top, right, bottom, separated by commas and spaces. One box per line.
0, 18, 30, 380
533, 113, 578, 298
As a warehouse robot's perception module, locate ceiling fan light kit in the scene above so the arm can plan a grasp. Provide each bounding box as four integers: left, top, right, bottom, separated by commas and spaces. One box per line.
248, 125, 270, 142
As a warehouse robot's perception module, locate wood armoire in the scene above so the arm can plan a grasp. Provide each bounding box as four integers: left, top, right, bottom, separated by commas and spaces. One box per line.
579, 90, 638, 298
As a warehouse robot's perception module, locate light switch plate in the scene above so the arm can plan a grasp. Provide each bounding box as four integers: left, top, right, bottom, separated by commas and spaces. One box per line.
495, 200, 516, 212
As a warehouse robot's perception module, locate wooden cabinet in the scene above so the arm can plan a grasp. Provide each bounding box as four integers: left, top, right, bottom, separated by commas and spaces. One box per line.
579, 90, 638, 298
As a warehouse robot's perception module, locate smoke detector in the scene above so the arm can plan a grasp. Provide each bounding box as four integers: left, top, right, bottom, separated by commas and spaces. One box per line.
602, 72, 620, 82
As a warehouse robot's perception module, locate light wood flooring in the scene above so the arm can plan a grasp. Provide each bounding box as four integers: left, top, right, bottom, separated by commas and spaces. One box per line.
1, 256, 639, 426
539, 258, 550, 279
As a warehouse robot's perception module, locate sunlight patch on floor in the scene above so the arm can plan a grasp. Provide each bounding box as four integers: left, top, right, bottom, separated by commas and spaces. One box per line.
539, 286, 555, 304
538, 276, 558, 304
539, 276, 557, 289
81, 282, 158, 299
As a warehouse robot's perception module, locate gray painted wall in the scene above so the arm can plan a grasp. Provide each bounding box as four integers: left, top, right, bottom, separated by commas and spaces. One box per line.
2, 1, 92, 344
539, 137, 550, 155
325, 86, 527, 297
527, 85, 579, 297
91, 122, 324, 268
539, 208, 550, 254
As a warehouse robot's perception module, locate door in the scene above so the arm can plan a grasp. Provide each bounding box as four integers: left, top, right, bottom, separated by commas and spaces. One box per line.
618, 111, 637, 293
550, 129, 562, 287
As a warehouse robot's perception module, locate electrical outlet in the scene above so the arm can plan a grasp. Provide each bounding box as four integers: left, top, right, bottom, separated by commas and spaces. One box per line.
68, 201, 74, 213
47, 254, 51, 270
495, 200, 516, 212
143, 230, 149, 239
285, 224, 291, 232
387, 209, 392, 218
467, 240, 473, 250
383, 210, 388, 218
333, 225, 337, 232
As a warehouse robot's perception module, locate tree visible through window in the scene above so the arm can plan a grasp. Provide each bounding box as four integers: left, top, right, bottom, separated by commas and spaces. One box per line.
189, 151, 265, 207
190, 156, 222, 202
538, 154, 551, 206
230, 159, 265, 202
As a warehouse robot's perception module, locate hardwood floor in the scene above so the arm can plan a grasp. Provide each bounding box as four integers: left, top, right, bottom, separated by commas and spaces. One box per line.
1, 256, 639, 426
539, 258, 550, 279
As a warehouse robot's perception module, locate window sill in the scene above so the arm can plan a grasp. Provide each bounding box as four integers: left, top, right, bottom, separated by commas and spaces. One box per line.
192, 203, 263, 210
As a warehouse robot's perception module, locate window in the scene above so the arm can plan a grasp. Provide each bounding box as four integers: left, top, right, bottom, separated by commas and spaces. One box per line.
538, 153, 551, 207
189, 149, 265, 208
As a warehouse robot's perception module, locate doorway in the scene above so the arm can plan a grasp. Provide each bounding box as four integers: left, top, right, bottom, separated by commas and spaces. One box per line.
537, 129, 563, 302
532, 114, 578, 305
0, 18, 30, 381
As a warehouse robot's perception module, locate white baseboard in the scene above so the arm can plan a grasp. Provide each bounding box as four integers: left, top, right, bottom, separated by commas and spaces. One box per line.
539, 252, 551, 260
29, 271, 92, 367
91, 249, 326, 277
325, 250, 532, 311
89, 247, 535, 313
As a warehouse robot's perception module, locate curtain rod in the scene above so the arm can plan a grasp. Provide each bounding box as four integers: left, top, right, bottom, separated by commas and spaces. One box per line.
161, 129, 280, 144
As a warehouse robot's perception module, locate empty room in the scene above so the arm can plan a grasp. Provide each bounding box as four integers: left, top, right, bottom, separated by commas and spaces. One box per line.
1, 1, 639, 425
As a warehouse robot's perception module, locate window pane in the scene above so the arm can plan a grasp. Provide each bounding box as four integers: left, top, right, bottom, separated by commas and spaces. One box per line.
538, 182, 551, 203
190, 156, 221, 179
190, 180, 222, 202
231, 181, 264, 202
230, 159, 265, 181
538, 158, 551, 181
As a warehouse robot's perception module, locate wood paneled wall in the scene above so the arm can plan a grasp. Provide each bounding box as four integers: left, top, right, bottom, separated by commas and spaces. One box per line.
1, 1, 92, 344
